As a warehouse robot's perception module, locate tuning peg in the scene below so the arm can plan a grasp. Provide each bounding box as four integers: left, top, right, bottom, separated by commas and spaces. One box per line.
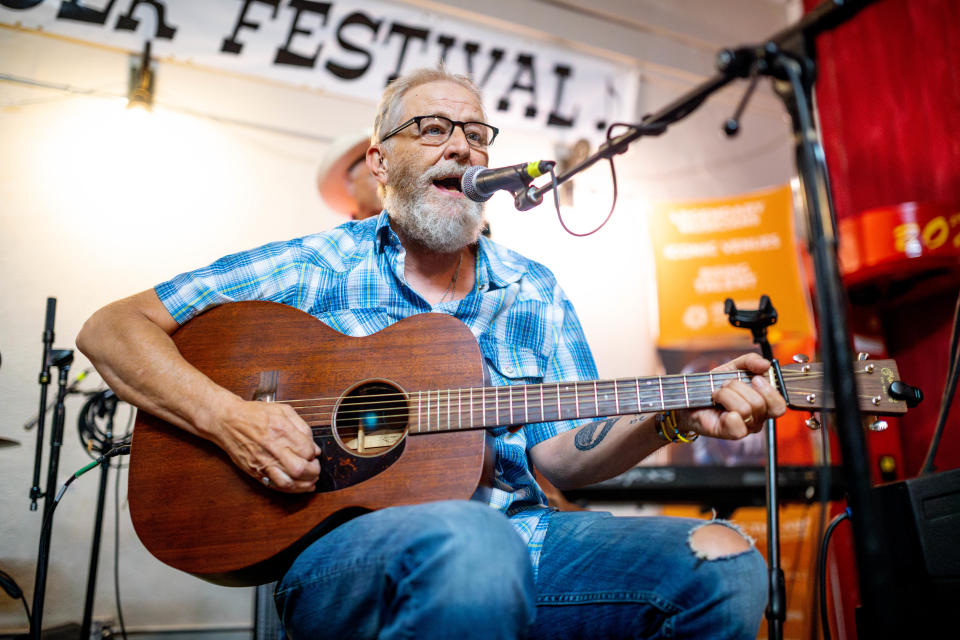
857, 352, 870, 361
889, 381, 924, 408
805, 413, 821, 430
793, 354, 809, 363
868, 420, 889, 432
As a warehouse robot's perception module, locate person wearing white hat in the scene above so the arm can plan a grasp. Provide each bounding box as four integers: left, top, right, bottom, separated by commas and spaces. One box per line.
316, 131, 382, 221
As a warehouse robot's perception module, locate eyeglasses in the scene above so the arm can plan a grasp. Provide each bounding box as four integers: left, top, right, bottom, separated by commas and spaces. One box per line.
380, 115, 499, 149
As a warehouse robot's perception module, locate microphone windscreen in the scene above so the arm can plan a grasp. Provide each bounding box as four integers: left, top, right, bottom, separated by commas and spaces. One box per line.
461, 165, 492, 202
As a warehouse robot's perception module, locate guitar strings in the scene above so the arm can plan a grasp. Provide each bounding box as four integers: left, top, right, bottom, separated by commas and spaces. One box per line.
272, 368, 852, 412
282, 375, 876, 425
279, 369, 889, 436
282, 374, 750, 417
273, 368, 874, 416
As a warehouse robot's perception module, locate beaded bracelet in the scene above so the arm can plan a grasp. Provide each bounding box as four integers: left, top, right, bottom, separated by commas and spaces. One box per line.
655, 411, 677, 443
655, 410, 700, 444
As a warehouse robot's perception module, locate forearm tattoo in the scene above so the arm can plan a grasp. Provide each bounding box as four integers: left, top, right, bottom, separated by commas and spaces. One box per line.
574, 418, 618, 451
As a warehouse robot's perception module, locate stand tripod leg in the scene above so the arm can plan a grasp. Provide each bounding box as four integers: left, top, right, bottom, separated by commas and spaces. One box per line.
81, 460, 111, 639
31, 360, 72, 640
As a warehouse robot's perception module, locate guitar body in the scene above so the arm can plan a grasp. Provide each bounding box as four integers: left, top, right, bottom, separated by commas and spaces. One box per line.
129, 301, 492, 586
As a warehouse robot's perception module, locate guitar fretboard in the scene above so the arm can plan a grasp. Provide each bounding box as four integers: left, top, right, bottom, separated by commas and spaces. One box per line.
410, 370, 749, 432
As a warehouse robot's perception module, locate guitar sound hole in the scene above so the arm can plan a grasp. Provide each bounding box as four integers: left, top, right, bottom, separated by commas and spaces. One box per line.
334, 381, 409, 457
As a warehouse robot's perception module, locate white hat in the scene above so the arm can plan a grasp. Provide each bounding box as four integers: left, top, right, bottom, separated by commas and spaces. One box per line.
316, 131, 372, 215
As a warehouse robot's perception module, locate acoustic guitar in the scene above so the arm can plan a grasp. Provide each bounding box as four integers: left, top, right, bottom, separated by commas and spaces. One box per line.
128, 301, 908, 586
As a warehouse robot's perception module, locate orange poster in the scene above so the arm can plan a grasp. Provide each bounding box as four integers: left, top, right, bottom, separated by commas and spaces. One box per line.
649, 184, 813, 348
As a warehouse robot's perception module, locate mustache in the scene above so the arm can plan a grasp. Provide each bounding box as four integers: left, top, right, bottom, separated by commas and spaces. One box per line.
417, 160, 470, 185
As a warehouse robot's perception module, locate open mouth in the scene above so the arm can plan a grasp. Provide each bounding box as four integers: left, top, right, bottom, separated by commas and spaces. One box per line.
432, 176, 463, 194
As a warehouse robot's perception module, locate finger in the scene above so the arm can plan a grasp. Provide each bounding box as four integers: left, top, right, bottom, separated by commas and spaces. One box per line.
714, 380, 763, 419
280, 403, 314, 439
713, 382, 765, 436
271, 404, 319, 460
262, 466, 316, 494
712, 353, 770, 374
714, 412, 749, 439
688, 408, 723, 439
752, 376, 787, 417
269, 443, 321, 483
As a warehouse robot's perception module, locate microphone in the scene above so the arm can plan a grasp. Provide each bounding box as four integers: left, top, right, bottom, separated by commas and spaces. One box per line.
461, 161, 555, 202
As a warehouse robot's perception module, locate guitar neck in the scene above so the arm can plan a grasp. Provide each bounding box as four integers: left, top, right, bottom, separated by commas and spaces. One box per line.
409, 370, 747, 433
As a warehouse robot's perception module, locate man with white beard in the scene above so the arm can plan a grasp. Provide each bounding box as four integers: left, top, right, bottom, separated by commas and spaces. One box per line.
78, 67, 785, 640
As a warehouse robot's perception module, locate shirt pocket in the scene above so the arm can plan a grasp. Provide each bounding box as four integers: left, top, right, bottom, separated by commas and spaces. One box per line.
480, 335, 548, 386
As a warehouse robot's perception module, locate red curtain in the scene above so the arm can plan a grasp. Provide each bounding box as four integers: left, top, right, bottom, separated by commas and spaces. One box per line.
803, 0, 960, 475
805, 0, 960, 221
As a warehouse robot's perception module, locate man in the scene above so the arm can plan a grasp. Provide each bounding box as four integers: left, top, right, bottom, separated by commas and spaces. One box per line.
78, 67, 785, 639
316, 130, 383, 221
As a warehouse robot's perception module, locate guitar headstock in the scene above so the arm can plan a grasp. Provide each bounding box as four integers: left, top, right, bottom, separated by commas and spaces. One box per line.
779, 359, 908, 415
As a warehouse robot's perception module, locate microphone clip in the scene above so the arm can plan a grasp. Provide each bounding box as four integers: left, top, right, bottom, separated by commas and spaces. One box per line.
513, 186, 543, 212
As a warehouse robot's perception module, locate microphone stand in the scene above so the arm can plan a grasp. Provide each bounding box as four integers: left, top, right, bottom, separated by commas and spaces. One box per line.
29, 300, 74, 639
520, 1, 898, 635
29, 298, 57, 512
725, 297, 786, 640
79, 391, 120, 640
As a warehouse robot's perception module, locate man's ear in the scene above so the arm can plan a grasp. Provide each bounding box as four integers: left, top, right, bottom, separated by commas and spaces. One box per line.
367, 145, 388, 186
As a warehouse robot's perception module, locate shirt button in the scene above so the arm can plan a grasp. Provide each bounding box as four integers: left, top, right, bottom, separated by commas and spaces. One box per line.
505, 366, 515, 374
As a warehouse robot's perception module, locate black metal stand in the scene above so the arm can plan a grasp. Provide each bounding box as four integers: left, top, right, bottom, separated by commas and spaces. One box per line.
79, 391, 120, 640
766, 45, 899, 640
30, 346, 74, 640
725, 296, 785, 640
29, 298, 57, 512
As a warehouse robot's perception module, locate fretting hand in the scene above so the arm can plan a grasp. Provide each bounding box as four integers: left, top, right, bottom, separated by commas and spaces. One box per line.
679, 353, 786, 440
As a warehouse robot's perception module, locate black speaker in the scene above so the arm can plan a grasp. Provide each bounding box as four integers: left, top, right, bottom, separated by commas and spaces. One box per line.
868, 467, 960, 635
874, 467, 960, 580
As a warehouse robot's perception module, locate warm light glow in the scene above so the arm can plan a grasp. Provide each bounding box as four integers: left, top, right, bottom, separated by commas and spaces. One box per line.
27, 96, 238, 252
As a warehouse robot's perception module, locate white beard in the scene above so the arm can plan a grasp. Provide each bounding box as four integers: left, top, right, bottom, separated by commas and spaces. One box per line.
383, 158, 484, 254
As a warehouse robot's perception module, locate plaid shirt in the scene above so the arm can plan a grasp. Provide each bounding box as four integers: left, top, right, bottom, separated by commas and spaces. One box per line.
155, 212, 598, 573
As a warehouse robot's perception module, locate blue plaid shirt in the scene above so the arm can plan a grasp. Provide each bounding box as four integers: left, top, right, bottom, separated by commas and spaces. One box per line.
155, 212, 598, 572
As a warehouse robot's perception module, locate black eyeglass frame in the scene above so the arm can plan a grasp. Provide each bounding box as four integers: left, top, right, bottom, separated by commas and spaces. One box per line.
379, 115, 499, 148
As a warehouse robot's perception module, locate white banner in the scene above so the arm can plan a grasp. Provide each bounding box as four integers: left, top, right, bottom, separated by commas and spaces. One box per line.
1, 0, 639, 140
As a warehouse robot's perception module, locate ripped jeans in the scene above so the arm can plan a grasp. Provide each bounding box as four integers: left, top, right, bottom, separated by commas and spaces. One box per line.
275, 501, 767, 640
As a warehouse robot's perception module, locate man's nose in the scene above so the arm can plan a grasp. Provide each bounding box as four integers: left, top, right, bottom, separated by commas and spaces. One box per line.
443, 126, 471, 160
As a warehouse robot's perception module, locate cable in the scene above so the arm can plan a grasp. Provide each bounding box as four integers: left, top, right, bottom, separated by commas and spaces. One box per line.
0, 568, 31, 630
114, 407, 135, 640
810, 417, 832, 640
817, 507, 850, 640
920, 287, 960, 475
39, 446, 132, 530
114, 445, 128, 640
77, 389, 124, 457
550, 122, 627, 237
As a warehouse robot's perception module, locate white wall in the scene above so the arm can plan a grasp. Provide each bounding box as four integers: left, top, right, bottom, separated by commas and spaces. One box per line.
0, 0, 797, 632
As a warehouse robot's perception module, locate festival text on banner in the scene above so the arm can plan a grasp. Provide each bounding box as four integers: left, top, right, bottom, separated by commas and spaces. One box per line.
1, 0, 639, 140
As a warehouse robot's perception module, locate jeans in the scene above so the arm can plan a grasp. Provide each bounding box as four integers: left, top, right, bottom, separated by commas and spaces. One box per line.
275, 501, 767, 639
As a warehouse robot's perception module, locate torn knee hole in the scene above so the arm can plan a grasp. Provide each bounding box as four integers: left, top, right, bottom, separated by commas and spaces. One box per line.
688, 522, 753, 560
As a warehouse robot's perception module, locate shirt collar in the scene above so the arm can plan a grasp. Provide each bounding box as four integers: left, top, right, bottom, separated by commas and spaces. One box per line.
373, 210, 398, 254
477, 235, 525, 288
